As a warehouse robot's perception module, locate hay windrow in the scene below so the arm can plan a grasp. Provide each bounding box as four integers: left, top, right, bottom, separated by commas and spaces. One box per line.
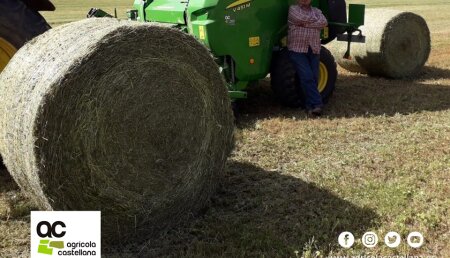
0, 18, 234, 245
328, 9, 431, 78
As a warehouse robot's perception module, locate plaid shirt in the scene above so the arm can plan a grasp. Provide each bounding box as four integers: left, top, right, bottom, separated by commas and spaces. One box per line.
288, 5, 327, 54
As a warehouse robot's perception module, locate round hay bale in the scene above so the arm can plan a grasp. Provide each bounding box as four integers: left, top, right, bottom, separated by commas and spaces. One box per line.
328, 9, 430, 78
0, 18, 234, 245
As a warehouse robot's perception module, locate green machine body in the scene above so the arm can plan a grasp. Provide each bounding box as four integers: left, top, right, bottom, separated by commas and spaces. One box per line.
128, 0, 365, 101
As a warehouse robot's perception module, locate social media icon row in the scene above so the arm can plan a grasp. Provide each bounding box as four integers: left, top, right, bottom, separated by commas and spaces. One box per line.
338, 231, 423, 248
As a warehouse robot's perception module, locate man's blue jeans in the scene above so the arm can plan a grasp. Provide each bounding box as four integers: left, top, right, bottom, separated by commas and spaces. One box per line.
288, 47, 323, 110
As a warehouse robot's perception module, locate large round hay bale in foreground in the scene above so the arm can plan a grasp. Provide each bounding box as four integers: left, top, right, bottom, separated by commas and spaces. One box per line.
0, 18, 234, 245
328, 9, 430, 78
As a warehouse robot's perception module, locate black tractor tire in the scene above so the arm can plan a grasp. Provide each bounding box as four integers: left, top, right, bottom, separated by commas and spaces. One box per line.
270, 47, 337, 108
0, 0, 50, 166
0, 0, 50, 70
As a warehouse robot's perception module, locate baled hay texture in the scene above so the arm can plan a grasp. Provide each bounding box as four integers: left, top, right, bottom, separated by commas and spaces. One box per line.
328, 9, 430, 78
0, 18, 234, 245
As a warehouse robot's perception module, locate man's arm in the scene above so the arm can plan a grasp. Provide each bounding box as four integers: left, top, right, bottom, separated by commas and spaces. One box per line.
288, 6, 315, 26
303, 8, 328, 29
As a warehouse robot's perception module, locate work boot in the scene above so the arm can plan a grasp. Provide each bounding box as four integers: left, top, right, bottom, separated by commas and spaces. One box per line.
308, 107, 322, 117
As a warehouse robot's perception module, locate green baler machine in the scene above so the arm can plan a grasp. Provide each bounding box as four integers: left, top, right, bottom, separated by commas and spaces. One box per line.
125, 0, 365, 107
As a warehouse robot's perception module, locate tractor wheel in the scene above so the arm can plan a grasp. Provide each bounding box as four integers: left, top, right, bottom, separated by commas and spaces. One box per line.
0, 0, 50, 72
318, 47, 338, 102
270, 47, 337, 108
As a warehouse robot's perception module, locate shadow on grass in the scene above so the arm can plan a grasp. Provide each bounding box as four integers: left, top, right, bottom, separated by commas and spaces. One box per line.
0, 168, 17, 192
0, 169, 35, 220
418, 66, 450, 80
132, 161, 378, 257
236, 66, 450, 127
1, 162, 377, 257
2, 161, 378, 256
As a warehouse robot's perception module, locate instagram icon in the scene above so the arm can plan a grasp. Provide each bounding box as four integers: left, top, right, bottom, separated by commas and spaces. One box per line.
362, 232, 378, 248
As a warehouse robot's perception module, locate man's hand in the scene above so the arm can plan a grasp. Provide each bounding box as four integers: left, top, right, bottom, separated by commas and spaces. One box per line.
288, 6, 327, 29
303, 8, 327, 29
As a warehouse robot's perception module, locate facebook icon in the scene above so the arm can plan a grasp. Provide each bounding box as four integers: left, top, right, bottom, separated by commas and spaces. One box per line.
338, 232, 355, 248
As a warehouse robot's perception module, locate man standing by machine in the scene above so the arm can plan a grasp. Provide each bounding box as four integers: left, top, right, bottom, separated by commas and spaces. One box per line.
288, 0, 328, 116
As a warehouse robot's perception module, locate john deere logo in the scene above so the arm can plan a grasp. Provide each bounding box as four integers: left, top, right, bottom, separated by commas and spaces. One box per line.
37, 221, 66, 255
226, 0, 251, 12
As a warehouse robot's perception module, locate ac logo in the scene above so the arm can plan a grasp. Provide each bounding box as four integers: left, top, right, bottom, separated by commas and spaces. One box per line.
37, 221, 66, 238
31, 211, 101, 257
36, 221, 66, 255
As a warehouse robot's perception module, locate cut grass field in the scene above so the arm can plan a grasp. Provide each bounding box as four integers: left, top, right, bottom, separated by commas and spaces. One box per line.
1, 0, 449, 257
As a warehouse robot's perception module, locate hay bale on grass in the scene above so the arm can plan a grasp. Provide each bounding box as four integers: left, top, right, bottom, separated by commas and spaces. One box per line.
0, 18, 234, 245
328, 9, 430, 78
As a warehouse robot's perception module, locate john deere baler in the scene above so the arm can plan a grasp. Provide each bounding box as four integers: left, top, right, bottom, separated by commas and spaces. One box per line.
127, 0, 365, 105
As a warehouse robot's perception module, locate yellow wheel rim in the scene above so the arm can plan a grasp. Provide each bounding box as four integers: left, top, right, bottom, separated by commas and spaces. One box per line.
0, 37, 17, 73
318, 61, 328, 93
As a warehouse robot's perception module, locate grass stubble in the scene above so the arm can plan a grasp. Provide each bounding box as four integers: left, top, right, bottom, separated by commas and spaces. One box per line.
1, 0, 449, 257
